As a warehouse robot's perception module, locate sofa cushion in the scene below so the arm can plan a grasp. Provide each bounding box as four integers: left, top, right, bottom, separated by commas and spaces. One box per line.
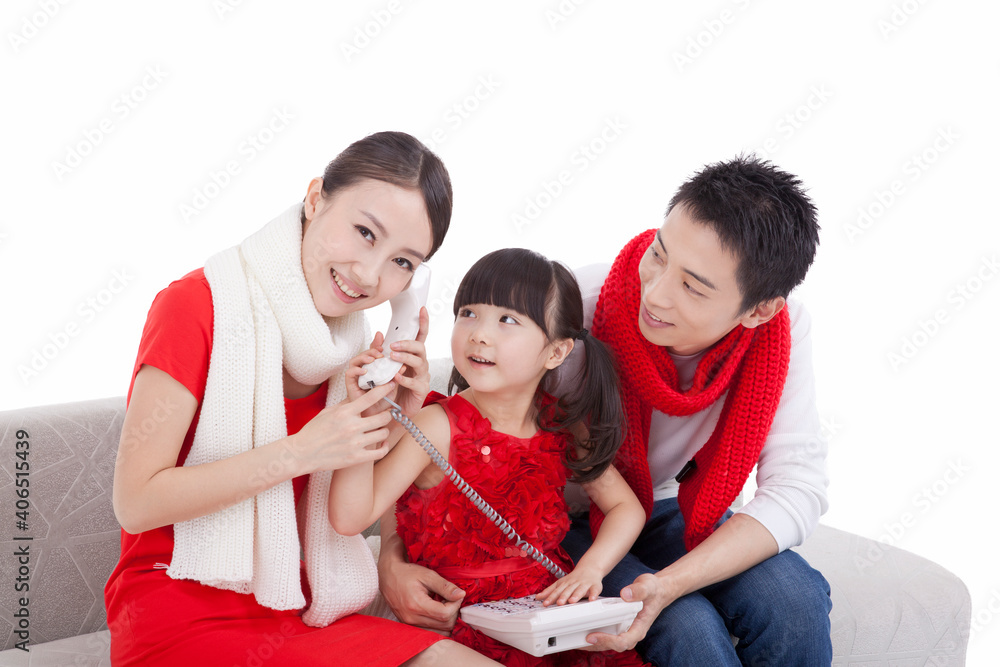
0, 630, 110, 667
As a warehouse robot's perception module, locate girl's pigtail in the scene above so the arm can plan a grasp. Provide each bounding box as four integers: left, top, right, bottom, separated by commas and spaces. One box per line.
447, 366, 469, 395
547, 332, 626, 484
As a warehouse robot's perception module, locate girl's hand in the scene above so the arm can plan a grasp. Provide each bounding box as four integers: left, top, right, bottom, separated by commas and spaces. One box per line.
291, 381, 397, 473
535, 564, 604, 606
387, 306, 431, 418
345, 308, 430, 418
346, 332, 390, 412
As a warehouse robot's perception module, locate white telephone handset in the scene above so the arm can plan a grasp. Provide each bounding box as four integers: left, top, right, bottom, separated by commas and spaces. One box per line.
359, 263, 431, 389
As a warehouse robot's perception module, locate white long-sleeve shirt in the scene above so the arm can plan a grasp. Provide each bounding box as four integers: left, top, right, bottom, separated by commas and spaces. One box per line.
555, 264, 829, 552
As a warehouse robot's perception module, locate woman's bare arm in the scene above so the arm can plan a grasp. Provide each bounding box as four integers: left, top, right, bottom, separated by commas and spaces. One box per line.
113, 365, 395, 534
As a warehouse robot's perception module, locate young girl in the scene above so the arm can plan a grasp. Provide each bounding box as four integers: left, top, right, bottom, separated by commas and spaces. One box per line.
104, 131, 502, 667
331, 248, 649, 666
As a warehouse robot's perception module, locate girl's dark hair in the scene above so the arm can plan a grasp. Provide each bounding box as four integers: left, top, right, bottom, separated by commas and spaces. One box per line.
304, 131, 452, 259
448, 248, 625, 483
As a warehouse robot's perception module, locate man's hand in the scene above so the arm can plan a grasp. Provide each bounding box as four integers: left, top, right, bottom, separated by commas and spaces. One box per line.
378, 523, 464, 633
379, 558, 465, 633
582, 573, 672, 652
584, 513, 780, 652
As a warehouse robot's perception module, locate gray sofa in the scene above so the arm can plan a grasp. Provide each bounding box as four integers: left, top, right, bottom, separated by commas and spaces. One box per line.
0, 391, 972, 665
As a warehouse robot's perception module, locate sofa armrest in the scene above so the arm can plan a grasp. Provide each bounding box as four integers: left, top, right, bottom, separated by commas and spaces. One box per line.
794, 524, 971, 664
0, 397, 126, 651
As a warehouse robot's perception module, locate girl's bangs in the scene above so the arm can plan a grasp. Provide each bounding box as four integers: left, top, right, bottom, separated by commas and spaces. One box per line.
453, 249, 552, 334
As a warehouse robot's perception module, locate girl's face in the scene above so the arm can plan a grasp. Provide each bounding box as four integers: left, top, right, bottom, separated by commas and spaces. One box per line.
301, 177, 433, 318
451, 303, 571, 397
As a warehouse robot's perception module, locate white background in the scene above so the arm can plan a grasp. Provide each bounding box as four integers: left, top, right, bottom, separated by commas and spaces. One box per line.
3, 0, 998, 663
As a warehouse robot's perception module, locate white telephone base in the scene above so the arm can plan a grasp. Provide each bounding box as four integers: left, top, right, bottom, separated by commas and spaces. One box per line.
459, 595, 642, 657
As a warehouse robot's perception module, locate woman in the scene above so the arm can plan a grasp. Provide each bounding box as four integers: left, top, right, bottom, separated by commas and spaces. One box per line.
105, 131, 500, 666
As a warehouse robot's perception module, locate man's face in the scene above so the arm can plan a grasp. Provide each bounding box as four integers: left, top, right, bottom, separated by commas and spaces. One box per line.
636, 204, 779, 355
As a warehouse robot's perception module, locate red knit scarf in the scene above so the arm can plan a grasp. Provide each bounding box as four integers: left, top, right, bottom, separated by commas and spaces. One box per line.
590, 229, 791, 551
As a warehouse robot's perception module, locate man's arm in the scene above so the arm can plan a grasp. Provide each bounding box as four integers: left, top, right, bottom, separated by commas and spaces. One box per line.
377, 509, 465, 633
585, 301, 827, 651
735, 299, 829, 551
585, 513, 777, 652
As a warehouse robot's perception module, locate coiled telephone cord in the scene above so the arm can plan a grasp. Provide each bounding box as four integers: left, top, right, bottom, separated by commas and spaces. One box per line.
382, 396, 567, 579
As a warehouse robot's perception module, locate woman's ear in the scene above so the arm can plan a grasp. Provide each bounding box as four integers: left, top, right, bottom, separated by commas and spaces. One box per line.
301, 177, 324, 227
544, 338, 575, 370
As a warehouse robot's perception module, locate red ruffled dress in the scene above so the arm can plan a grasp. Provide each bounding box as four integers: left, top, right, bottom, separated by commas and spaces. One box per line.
396, 392, 649, 667
104, 269, 442, 666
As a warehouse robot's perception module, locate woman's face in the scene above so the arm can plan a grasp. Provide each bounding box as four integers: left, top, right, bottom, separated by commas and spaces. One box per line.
301, 177, 433, 318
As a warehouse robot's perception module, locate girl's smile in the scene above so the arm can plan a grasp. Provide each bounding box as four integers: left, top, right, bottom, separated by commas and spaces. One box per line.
466, 354, 495, 367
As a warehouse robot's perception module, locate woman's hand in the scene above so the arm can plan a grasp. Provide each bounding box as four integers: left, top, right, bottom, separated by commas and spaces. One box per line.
291, 381, 397, 473
535, 563, 604, 606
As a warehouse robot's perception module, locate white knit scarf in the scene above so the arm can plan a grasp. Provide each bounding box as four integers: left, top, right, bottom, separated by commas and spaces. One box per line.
166, 202, 378, 627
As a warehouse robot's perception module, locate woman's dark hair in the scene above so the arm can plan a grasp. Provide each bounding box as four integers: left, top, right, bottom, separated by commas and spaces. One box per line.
304, 131, 452, 259
448, 248, 625, 483
668, 154, 819, 314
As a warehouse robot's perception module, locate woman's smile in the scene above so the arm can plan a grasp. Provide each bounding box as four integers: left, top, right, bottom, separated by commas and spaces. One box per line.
330, 269, 367, 301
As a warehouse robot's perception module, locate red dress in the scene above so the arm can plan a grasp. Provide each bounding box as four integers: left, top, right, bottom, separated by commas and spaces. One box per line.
104, 269, 442, 667
396, 393, 649, 667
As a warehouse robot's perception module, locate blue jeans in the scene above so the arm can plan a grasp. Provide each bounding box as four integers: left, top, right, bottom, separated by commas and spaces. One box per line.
561, 498, 833, 666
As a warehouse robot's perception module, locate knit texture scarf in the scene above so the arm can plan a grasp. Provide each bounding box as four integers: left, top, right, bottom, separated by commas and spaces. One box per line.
167, 203, 377, 627
590, 229, 791, 551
